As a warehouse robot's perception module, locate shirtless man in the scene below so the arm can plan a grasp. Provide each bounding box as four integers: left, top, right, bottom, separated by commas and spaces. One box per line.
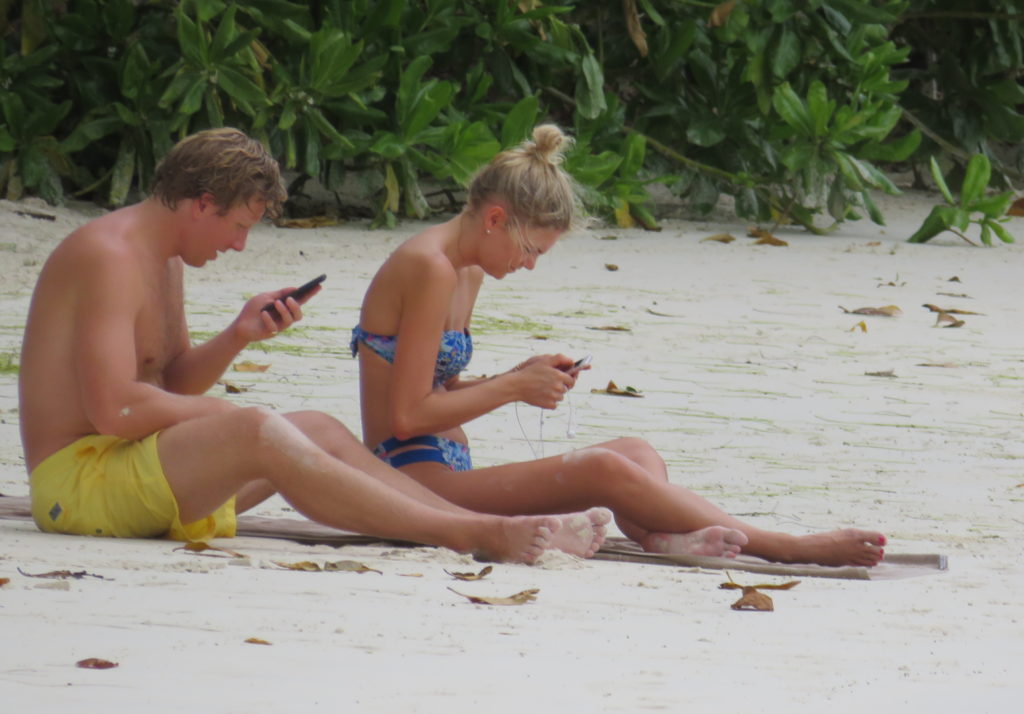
18, 127, 607, 563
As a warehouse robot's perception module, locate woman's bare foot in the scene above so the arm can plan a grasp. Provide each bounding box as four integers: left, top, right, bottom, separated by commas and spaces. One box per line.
642, 526, 749, 558
550, 507, 613, 558
785, 529, 886, 567
476, 515, 561, 564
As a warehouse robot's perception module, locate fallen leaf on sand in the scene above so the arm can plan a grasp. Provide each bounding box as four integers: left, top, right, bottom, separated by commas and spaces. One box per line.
605, 263, 619, 271
446, 566, 493, 581
849, 321, 868, 332
233, 361, 270, 373
586, 325, 631, 332
934, 313, 965, 328
591, 380, 644, 398
948, 276, 961, 282
175, 542, 246, 559
323, 560, 382, 574
720, 578, 799, 611
18, 568, 110, 580
219, 380, 248, 394
839, 305, 902, 316
936, 292, 971, 299
865, 370, 896, 378
701, 233, 736, 244
530, 334, 549, 340
747, 227, 788, 246
273, 560, 323, 571
1007, 197, 1024, 216
448, 587, 539, 606
76, 658, 118, 669
245, 637, 272, 645
921, 304, 983, 315
0, 577, 9, 587
917, 362, 959, 368
274, 215, 341, 229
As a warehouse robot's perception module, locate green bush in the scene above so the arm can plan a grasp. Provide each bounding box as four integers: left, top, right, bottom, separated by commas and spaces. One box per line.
1, 0, 1022, 235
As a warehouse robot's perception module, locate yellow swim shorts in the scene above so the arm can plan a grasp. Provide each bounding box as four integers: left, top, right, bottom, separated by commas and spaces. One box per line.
30, 433, 236, 542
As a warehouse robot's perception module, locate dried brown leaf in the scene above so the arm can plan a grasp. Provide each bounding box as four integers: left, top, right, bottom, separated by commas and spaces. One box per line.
323, 560, 382, 574
1007, 197, 1024, 216
605, 263, 619, 271
752, 234, 788, 247
175, 542, 246, 559
17, 568, 109, 580
272, 560, 322, 571
623, 0, 648, 56
917, 362, 959, 368
233, 361, 270, 373
273, 215, 341, 229
701, 233, 736, 244
446, 565, 493, 581
839, 305, 902, 316
586, 325, 631, 332
921, 304, 982, 315
849, 321, 868, 333
448, 587, 539, 606
731, 587, 775, 611
948, 276, 961, 282
530, 334, 549, 340
865, 370, 897, 378
0, 577, 9, 587
219, 380, 248, 394
709, 0, 737, 27
934, 313, 965, 328
591, 380, 644, 398
936, 292, 971, 298
76, 658, 118, 669
244, 637, 272, 645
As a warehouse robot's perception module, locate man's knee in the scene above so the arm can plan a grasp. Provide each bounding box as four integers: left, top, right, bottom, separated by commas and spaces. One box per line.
284, 410, 359, 448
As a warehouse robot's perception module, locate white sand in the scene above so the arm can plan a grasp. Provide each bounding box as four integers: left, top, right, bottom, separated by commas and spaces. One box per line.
0, 192, 1021, 712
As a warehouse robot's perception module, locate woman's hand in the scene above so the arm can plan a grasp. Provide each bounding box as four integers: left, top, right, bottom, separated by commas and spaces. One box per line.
511, 354, 577, 409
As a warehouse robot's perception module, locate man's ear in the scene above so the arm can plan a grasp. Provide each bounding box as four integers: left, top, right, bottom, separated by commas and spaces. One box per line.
193, 193, 216, 218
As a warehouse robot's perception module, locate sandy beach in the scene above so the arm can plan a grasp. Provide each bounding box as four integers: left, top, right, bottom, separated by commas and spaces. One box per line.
0, 190, 1021, 712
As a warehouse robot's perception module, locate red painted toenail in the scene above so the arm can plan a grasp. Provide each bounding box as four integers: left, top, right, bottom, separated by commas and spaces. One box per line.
879, 535, 887, 546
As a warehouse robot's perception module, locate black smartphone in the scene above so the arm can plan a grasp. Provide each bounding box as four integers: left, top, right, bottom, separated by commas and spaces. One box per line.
261, 274, 326, 314
565, 355, 592, 375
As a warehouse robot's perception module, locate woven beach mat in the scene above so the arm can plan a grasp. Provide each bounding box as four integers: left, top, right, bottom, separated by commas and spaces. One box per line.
0, 496, 946, 580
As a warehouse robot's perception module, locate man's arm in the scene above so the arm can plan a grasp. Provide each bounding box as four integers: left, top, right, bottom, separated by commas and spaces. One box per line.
162, 285, 307, 395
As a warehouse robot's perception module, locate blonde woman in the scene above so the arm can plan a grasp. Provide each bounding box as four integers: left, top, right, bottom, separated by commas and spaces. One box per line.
351, 125, 886, 567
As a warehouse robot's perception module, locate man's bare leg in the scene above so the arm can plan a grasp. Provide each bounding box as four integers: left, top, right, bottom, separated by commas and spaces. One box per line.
157, 407, 563, 563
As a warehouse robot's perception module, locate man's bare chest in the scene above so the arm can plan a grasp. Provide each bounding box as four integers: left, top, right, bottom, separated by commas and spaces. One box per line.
134, 263, 185, 385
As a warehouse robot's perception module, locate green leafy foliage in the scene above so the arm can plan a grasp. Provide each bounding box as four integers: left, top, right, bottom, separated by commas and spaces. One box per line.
907, 154, 1014, 245
0, 0, 1021, 237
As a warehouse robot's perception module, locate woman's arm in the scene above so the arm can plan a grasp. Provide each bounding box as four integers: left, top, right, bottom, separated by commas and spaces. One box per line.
386, 257, 574, 440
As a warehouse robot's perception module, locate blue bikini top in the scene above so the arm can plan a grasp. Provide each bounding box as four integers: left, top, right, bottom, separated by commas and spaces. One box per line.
350, 325, 473, 386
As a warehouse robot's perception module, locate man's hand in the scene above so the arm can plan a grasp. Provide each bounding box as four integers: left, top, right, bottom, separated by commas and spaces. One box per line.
236, 287, 313, 343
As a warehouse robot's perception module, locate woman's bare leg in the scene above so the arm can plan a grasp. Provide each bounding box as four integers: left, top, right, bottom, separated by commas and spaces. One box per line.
400, 437, 885, 567
283, 410, 610, 558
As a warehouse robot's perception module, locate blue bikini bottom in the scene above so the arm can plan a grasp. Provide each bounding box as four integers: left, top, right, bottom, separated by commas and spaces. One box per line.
373, 435, 473, 472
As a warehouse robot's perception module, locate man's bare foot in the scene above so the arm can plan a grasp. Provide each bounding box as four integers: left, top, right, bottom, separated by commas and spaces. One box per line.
787, 529, 886, 567
550, 507, 612, 558
642, 526, 748, 558
476, 515, 561, 564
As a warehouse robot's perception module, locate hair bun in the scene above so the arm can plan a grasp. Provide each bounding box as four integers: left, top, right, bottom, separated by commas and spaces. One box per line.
528, 124, 570, 165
